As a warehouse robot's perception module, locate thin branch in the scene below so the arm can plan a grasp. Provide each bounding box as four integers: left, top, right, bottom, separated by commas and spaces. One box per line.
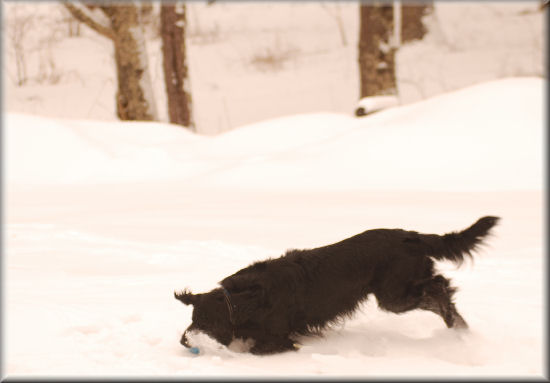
63, 2, 114, 40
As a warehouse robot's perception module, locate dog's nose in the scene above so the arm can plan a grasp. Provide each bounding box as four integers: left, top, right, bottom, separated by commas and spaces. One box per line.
180, 331, 191, 348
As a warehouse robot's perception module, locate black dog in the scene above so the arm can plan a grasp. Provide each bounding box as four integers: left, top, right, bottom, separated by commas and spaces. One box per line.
175, 216, 499, 355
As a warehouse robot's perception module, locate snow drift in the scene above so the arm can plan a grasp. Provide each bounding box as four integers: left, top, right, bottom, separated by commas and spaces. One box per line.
5, 77, 544, 191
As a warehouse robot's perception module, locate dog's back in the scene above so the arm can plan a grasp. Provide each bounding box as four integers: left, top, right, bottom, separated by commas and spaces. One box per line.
225, 216, 499, 331
312, 215, 499, 263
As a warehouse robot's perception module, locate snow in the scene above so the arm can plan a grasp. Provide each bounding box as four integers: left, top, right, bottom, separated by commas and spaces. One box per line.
6, 77, 544, 192
4, 77, 545, 378
2, 2, 546, 379
356, 95, 400, 115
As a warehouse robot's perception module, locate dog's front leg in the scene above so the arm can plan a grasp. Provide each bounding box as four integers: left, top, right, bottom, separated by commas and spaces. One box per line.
250, 335, 298, 355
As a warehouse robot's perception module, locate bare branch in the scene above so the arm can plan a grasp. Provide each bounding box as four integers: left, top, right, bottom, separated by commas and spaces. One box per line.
63, 2, 114, 40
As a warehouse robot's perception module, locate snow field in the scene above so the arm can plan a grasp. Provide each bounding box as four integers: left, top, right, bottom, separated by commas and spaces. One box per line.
4, 76, 545, 377
5, 77, 544, 192
5, 197, 543, 377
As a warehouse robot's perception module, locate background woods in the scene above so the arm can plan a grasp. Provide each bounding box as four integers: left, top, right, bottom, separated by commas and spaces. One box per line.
4, 2, 545, 133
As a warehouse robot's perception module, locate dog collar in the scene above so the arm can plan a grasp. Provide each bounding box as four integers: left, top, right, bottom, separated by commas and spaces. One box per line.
222, 287, 236, 325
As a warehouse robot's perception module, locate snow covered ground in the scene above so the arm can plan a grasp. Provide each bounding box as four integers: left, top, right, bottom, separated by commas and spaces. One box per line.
2, 1, 546, 379
3, 77, 546, 378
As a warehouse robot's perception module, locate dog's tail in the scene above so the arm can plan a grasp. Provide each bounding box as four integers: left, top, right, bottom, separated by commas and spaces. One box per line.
417, 216, 500, 265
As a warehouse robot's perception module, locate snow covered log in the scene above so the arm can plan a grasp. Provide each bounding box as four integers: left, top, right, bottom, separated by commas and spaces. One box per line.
355, 95, 399, 117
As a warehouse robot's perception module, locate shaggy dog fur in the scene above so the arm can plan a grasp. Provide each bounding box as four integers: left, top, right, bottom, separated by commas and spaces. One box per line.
175, 216, 499, 355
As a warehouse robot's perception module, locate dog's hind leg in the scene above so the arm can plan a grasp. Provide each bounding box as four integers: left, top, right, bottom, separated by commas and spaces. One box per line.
375, 283, 425, 316
375, 275, 468, 329
417, 275, 468, 329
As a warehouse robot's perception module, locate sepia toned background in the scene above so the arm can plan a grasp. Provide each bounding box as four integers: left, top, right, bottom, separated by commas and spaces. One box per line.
2, 1, 546, 379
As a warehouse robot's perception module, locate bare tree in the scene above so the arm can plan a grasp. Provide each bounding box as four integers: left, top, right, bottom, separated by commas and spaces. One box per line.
63, 3, 158, 121
6, 6, 34, 86
358, 2, 396, 98
358, 1, 433, 99
161, 3, 195, 130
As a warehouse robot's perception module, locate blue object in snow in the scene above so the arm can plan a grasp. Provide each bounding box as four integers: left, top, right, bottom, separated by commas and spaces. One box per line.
189, 347, 200, 355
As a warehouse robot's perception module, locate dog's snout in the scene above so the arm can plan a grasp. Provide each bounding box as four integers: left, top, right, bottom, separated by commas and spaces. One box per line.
180, 331, 191, 347
180, 323, 196, 348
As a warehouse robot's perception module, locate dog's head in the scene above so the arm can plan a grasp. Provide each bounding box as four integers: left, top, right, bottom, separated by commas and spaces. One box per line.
175, 276, 268, 349
174, 288, 234, 347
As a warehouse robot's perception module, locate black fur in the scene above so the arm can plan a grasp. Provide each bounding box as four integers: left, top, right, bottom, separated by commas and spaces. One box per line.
175, 216, 499, 355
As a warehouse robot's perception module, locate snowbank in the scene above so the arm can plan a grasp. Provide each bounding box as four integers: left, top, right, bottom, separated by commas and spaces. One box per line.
4, 114, 205, 185
5, 77, 544, 191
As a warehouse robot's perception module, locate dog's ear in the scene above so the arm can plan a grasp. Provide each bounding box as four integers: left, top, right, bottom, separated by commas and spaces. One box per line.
174, 289, 199, 306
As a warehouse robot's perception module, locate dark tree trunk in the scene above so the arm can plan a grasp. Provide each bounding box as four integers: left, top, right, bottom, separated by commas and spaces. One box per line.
401, 3, 433, 43
161, 3, 194, 130
358, 2, 396, 98
64, 3, 157, 121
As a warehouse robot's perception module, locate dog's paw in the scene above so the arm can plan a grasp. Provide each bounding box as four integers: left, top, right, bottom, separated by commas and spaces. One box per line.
452, 314, 469, 330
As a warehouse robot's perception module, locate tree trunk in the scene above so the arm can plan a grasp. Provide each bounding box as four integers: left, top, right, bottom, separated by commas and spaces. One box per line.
401, 3, 433, 43
160, 3, 195, 130
64, 3, 158, 121
358, 2, 397, 98
106, 5, 158, 121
